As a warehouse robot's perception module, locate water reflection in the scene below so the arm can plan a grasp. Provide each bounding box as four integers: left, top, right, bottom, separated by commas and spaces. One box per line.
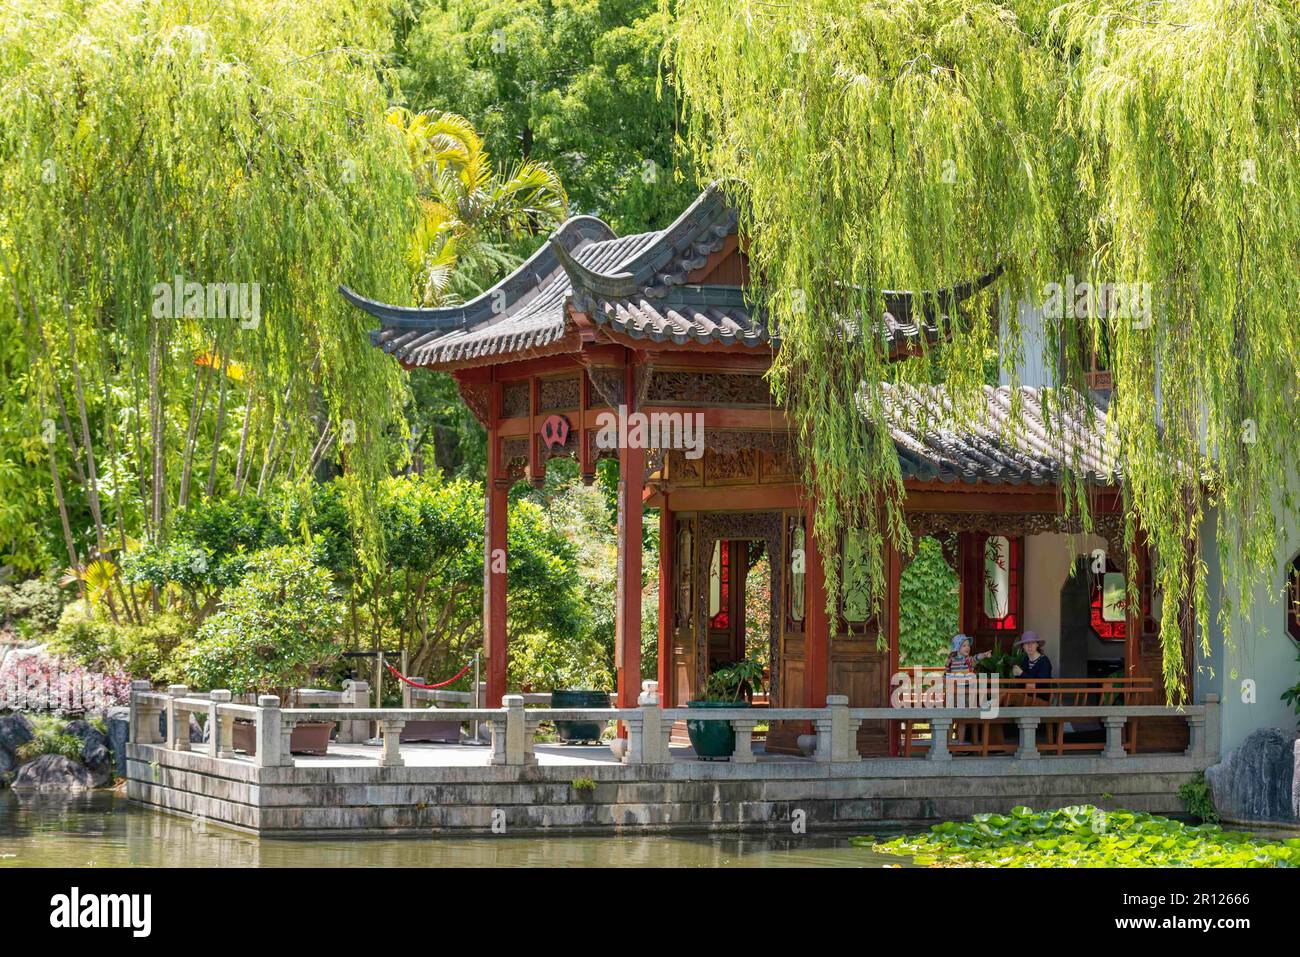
0, 791, 910, 868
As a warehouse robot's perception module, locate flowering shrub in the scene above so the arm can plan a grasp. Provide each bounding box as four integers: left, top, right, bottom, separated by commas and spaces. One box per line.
0, 650, 130, 715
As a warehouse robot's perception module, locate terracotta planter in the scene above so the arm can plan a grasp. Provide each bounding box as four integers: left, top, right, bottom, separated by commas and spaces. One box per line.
230, 720, 334, 756
400, 719, 462, 743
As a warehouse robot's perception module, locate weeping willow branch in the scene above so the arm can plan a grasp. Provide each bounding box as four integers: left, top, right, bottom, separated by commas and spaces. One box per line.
666, 0, 1300, 700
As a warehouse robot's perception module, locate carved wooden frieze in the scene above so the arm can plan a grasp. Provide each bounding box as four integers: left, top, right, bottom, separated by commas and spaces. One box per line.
703, 447, 759, 485
645, 370, 772, 407
905, 510, 1127, 570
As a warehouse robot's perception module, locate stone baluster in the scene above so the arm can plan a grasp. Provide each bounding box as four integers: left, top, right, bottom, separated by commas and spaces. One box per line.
254, 695, 285, 768
208, 690, 232, 759
379, 719, 405, 767
1015, 717, 1040, 760
814, 695, 858, 763
635, 681, 670, 765
129, 680, 162, 745
1102, 715, 1127, 759
730, 717, 759, 764
492, 695, 536, 767
927, 717, 953, 762
166, 685, 190, 752
338, 680, 370, 744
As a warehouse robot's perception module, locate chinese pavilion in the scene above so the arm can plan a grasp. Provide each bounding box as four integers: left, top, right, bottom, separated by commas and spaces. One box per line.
341, 185, 1191, 756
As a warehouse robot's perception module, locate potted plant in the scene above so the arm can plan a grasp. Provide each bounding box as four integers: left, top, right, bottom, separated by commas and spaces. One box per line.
177, 545, 343, 756
687, 659, 765, 760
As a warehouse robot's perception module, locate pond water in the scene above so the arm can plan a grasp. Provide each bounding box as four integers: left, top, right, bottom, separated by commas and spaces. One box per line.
0, 790, 912, 868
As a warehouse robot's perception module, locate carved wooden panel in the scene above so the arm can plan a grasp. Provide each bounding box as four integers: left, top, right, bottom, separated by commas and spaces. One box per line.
501, 381, 531, 419
539, 376, 580, 412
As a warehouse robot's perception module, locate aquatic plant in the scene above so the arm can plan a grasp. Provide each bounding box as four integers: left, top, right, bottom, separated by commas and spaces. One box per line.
855, 805, 1299, 867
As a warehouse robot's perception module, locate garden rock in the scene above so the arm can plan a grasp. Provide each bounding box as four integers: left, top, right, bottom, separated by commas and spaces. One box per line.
105, 706, 130, 777
11, 754, 96, 791
64, 720, 114, 787
1205, 727, 1298, 825
0, 712, 33, 756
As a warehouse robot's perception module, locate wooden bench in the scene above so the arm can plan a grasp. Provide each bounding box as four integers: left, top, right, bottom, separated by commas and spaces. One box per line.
895, 676, 1156, 757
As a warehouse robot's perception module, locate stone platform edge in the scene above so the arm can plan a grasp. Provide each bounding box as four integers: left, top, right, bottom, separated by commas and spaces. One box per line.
126, 743, 1207, 837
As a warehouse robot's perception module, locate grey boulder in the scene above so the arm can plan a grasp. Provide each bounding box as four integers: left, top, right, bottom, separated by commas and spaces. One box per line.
64, 719, 114, 787
0, 713, 34, 755
106, 706, 130, 777
11, 754, 96, 791
1205, 727, 1298, 825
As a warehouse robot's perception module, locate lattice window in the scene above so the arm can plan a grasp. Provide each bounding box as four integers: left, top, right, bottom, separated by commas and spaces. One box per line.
1089, 557, 1128, 642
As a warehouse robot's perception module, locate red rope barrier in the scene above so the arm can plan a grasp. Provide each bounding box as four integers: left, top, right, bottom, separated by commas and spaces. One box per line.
384, 661, 471, 690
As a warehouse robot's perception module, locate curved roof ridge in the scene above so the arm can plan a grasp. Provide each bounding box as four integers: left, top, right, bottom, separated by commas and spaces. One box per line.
341, 212, 617, 331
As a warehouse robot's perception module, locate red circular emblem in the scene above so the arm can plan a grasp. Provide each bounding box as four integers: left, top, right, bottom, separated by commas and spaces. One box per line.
540, 414, 571, 450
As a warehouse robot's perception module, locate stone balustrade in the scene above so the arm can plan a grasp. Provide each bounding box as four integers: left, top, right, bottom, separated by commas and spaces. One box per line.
128, 680, 1220, 770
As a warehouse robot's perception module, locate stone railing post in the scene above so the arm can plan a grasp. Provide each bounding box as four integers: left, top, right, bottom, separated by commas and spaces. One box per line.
1014, 717, 1040, 760
379, 719, 405, 767
730, 718, 759, 764
635, 681, 670, 765
927, 717, 953, 762
402, 677, 420, 710
166, 685, 190, 752
814, 695, 857, 763
208, 690, 232, 759
254, 695, 285, 768
338, 680, 370, 743
129, 680, 162, 745
1102, 715, 1127, 759
494, 695, 535, 767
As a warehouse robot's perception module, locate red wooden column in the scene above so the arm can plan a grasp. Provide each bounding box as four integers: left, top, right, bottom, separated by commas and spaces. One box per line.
657, 501, 674, 706
483, 378, 509, 707
615, 360, 644, 709
804, 502, 830, 708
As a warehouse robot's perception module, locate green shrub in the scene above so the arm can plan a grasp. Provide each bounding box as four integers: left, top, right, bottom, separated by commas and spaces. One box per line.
1178, 772, 1220, 824
14, 715, 84, 764
0, 576, 67, 636
176, 544, 343, 700
49, 605, 193, 680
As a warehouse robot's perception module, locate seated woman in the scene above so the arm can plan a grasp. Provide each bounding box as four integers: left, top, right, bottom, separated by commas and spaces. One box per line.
1011, 631, 1052, 680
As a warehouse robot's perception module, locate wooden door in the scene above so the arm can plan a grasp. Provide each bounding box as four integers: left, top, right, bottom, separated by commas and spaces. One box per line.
767, 512, 807, 754
828, 527, 894, 756
670, 515, 697, 708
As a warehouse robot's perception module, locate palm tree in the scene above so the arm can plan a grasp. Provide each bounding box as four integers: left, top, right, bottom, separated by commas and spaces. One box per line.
386, 109, 569, 305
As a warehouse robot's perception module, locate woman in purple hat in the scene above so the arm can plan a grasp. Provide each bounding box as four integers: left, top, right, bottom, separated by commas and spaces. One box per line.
1011, 631, 1052, 680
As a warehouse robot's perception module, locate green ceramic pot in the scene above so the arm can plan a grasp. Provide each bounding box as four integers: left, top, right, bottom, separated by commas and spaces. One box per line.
550, 689, 610, 743
686, 699, 749, 759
